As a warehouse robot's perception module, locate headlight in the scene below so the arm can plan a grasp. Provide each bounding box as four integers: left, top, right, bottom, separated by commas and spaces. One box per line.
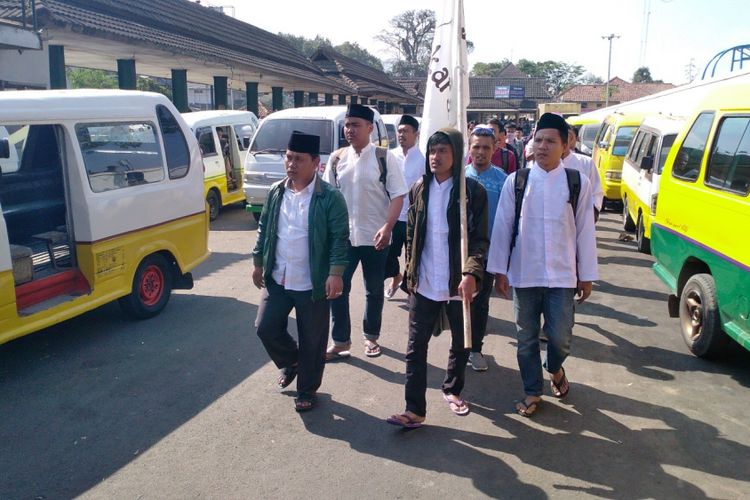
244, 172, 265, 183
605, 170, 622, 181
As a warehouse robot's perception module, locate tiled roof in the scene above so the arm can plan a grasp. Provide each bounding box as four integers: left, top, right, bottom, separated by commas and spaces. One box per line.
558, 77, 676, 103
310, 46, 419, 103
19, 0, 351, 92
392, 77, 425, 99
497, 62, 527, 78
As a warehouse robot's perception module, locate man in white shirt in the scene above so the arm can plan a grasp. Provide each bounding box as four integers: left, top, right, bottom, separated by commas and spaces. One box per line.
252, 132, 349, 412
384, 114, 425, 299
323, 104, 409, 360
386, 128, 488, 428
563, 128, 604, 221
487, 113, 598, 418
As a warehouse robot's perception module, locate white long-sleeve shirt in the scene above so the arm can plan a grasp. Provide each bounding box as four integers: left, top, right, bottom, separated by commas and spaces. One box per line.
323, 143, 408, 247
394, 145, 426, 222
563, 152, 604, 211
271, 179, 315, 291
417, 177, 460, 302
487, 162, 599, 288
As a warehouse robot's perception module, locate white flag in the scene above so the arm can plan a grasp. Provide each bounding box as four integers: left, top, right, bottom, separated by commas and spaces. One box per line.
418, 0, 470, 153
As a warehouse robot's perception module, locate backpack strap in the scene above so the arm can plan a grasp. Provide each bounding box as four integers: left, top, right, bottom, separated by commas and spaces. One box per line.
375, 146, 390, 199
329, 147, 347, 189
500, 149, 508, 172
508, 168, 530, 271
564, 167, 581, 213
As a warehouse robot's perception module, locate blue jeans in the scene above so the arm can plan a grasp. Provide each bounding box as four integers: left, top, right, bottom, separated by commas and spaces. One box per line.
330, 244, 389, 346
513, 287, 576, 397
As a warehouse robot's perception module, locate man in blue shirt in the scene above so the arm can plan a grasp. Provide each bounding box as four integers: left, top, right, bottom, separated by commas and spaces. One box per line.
465, 125, 508, 371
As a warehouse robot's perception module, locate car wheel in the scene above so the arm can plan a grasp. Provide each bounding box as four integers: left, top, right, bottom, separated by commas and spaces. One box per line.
622, 197, 636, 232
636, 214, 651, 254
119, 253, 173, 319
206, 190, 221, 221
679, 273, 728, 358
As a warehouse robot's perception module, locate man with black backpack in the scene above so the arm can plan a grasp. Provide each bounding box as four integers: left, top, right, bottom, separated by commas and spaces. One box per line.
486, 113, 598, 418
322, 103, 408, 361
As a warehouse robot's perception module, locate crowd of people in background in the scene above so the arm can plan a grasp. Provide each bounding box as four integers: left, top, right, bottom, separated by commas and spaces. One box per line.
251, 105, 599, 427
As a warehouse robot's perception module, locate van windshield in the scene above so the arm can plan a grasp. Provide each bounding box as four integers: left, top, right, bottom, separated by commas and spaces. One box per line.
250, 119, 334, 155
613, 126, 638, 156
581, 125, 598, 150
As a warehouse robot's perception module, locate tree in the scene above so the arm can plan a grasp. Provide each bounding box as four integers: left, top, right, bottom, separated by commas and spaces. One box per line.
67, 67, 117, 89
277, 33, 332, 57
335, 41, 384, 71
376, 9, 436, 78
632, 66, 654, 83
471, 60, 512, 77
580, 72, 604, 84
516, 59, 586, 95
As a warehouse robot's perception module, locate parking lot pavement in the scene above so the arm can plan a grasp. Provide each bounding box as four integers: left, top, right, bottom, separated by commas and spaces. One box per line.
1, 205, 749, 499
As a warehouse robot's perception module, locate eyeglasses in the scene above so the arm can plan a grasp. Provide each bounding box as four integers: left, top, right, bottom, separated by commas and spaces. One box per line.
471, 125, 495, 137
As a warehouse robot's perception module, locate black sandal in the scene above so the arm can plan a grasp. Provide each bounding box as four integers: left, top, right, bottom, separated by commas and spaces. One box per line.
516, 398, 541, 417
294, 395, 316, 412
277, 365, 298, 389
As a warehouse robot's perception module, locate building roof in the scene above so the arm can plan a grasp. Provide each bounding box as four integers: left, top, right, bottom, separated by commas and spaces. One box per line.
310, 46, 418, 103
558, 77, 676, 104
496, 62, 528, 78
392, 77, 425, 99
14, 0, 351, 92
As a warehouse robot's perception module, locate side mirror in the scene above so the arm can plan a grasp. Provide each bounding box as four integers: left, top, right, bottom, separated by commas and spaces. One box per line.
0, 138, 9, 159
641, 155, 654, 172
243, 137, 250, 149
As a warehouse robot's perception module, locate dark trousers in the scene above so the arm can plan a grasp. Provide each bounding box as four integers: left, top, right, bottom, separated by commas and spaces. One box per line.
384, 220, 407, 279
330, 244, 389, 345
404, 293, 470, 417
471, 273, 495, 353
256, 279, 329, 397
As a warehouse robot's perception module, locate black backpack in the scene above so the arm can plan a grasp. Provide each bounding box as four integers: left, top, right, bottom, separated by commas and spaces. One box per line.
507, 167, 581, 269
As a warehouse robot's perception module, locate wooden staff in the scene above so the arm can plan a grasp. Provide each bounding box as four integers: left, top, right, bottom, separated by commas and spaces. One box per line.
459, 165, 472, 350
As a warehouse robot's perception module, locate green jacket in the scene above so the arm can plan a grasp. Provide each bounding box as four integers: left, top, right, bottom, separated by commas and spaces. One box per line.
252, 175, 349, 301
404, 128, 489, 296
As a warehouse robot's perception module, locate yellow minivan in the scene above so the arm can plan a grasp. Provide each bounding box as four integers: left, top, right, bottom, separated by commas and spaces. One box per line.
0, 90, 209, 346
651, 83, 750, 358
182, 110, 258, 220
567, 114, 602, 157
592, 112, 645, 206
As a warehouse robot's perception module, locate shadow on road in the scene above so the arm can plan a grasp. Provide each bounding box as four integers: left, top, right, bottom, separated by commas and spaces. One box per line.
0, 293, 263, 499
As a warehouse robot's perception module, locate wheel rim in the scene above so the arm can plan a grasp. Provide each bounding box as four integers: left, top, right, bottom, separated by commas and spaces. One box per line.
139, 264, 165, 307
209, 196, 219, 219
681, 291, 703, 342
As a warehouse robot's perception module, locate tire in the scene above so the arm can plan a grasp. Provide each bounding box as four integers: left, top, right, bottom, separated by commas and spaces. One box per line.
622, 197, 636, 232
251, 211, 261, 222
679, 273, 728, 358
206, 190, 221, 221
636, 214, 651, 254
119, 253, 173, 319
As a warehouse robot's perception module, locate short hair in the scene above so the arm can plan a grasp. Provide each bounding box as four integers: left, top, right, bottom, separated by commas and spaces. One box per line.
471, 125, 496, 138
505, 122, 517, 131
427, 132, 452, 150
488, 118, 502, 129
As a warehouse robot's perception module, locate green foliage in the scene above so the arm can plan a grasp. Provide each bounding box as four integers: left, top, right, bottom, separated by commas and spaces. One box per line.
471, 60, 512, 77
516, 59, 586, 95
278, 33, 332, 57
335, 42, 384, 71
580, 73, 604, 84
632, 66, 658, 83
67, 67, 117, 89
137, 77, 172, 99
278, 33, 383, 71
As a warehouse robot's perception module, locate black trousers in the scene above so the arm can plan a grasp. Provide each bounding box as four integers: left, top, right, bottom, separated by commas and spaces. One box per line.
404, 293, 470, 417
471, 273, 495, 353
384, 220, 407, 279
255, 279, 329, 397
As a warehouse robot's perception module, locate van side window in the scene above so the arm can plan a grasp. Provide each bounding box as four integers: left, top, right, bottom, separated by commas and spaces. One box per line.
196, 127, 217, 156
76, 122, 165, 193
705, 116, 750, 196
156, 105, 190, 179
672, 112, 714, 182
628, 131, 645, 163
657, 135, 676, 174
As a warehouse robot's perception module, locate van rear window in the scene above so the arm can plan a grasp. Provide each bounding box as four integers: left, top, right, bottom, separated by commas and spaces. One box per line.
251, 119, 334, 155
76, 122, 165, 192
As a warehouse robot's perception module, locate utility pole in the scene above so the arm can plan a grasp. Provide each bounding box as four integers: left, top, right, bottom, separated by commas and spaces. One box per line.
602, 33, 620, 108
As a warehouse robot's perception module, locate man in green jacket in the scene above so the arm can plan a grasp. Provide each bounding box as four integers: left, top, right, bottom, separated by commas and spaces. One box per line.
387, 128, 489, 428
252, 131, 349, 412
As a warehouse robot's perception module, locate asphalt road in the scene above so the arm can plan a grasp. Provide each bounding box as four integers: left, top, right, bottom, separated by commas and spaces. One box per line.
2, 206, 749, 499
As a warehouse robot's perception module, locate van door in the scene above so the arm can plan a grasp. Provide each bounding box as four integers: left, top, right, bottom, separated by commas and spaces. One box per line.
215, 125, 241, 192
196, 126, 223, 183
651, 134, 676, 215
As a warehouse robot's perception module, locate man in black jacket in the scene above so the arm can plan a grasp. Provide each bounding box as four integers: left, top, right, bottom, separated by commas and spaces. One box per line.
386, 128, 489, 428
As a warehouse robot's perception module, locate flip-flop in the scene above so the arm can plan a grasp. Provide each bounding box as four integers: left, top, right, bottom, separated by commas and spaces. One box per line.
364, 341, 381, 358
443, 393, 470, 416
516, 398, 541, 417
386, 413, 424, 429
550, 367, 570, 398
384, 285, 397, 299
277, 366, 298, 389
294, 396, 316, 412
325, 346, 351, 362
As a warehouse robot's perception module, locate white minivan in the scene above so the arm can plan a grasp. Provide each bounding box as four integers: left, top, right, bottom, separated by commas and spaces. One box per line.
621, 115, 685, 253
243, 106, 389, 220
181, 110, 259, 220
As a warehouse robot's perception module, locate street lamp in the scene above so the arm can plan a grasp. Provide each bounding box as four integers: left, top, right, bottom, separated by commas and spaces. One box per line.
602, 33, 620, 108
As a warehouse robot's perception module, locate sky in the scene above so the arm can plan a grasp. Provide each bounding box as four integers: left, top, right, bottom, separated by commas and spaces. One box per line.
217, 0, 748, 86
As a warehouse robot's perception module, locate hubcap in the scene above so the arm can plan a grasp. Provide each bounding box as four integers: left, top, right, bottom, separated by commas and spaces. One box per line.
682, 292, 703, 341
139, 265, 164, 306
